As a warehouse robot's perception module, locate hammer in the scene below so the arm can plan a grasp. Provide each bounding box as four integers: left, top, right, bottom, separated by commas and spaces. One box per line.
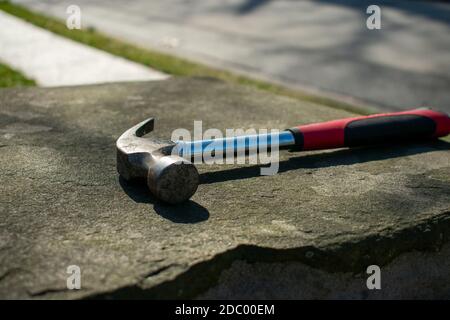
117, 108, 450, 204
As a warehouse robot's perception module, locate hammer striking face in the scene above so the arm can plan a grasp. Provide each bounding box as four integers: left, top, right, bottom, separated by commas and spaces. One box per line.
117, 109, 450, 204
116, 118, 199, 204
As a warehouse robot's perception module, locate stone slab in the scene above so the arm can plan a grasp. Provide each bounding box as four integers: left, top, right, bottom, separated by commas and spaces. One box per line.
0, 77, 449, 299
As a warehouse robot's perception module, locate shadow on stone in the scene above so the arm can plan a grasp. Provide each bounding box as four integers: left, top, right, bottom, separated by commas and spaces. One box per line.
119, 177, 209, 223
201, 140, 450, 184
154, 202, 209, 224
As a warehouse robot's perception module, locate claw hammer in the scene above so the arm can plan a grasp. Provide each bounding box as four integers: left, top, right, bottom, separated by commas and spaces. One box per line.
117, 108, 450, 204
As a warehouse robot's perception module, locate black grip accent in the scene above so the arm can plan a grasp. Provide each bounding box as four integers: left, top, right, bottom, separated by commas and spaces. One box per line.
286, 127, 304, 150
344, 115, 436, 147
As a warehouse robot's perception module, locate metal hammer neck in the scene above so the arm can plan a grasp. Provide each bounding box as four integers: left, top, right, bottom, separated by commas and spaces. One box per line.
173, 130, 295, 159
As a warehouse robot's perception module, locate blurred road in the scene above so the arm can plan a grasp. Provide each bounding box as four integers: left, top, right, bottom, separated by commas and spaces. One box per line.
14, 0, 450, 111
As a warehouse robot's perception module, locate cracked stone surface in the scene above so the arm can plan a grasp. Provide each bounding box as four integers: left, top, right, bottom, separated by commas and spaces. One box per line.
0, 77, 449, 299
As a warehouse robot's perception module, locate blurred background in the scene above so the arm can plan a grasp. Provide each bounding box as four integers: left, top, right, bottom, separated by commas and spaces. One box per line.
1, 0, 450, 112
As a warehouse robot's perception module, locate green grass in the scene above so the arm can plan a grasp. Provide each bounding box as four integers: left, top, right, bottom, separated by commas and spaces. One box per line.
0, 1, 370, 114
0, 63, 35, 88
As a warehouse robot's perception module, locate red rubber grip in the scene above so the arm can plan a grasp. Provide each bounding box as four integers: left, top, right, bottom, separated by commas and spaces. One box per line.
289, 109, 450, 151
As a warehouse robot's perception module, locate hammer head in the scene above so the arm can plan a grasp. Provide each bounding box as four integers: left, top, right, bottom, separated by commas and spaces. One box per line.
116, 118, 199, 204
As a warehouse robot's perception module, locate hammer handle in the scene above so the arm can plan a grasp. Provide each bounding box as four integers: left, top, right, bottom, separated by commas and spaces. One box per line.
287, 109, 450, 151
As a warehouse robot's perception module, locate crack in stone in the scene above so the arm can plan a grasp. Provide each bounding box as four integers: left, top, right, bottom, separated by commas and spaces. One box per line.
0, 268, 23, 283
28, 287, 71, 297
141, 264, 181, 280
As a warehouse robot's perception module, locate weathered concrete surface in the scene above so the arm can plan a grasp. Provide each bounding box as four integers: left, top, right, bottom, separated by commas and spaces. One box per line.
0, 77, 449, 299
